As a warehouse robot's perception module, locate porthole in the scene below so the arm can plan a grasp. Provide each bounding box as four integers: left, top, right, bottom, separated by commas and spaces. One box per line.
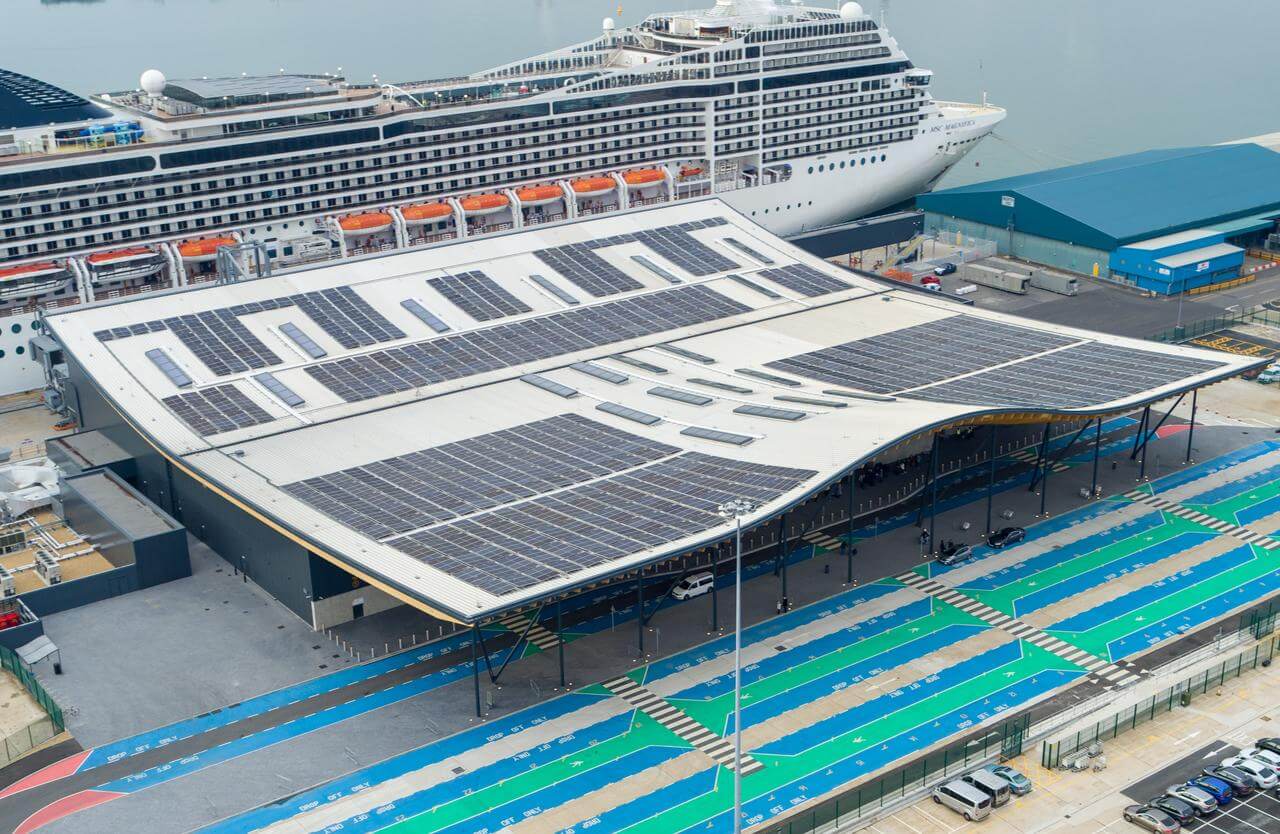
818, 164, 824, 172
807, 166, 814, 174
870, 156, 876, 164
14, 346, 23, 356
31, 321, 41, 331
881, 154, 887, 162
860, 158, 866, 166
840, 161, 846, 169
0, 350, 6, 359
9, 323, 20, 334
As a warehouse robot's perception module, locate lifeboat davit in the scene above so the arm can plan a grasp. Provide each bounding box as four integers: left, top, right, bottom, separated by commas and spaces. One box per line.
459, 194, 509, 215
515, 185, 563, 206
400, 203, 452, 225
571, 177, 616, 196
178, 236, 237, 263
623, 168, 666, 186
87, 246, 154, 266
337, 212, 393, 235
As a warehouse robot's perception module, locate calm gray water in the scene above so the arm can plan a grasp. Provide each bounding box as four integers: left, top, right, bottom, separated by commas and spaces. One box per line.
4, 0, 1277, 186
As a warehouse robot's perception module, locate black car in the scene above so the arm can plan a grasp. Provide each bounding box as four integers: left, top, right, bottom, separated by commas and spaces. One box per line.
1255, 737, 1280, 756
1149, 795, 1197, 823
987, 527, 1026, 548
933, 262, 958, 276
1203, 765, 1256, 796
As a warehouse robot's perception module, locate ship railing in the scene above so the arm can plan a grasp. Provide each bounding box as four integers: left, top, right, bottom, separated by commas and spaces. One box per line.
629, 195, 668, 208
578, 204, 619, 217
675, 183, 712, 199
0, 295, 81, 320
96, 281, 171, 301
410, 232, 459, 246
524, 213, 566, 226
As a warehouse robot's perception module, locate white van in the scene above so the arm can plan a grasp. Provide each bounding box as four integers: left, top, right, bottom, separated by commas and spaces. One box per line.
963, 769, 1013, 807
671, 572, 715, 600
932, 779, 993, 821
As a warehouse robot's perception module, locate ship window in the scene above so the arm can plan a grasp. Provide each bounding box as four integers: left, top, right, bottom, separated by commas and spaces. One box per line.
10, 324, 19, 334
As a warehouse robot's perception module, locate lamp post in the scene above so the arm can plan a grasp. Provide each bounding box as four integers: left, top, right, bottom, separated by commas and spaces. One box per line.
718, 498, 756, 834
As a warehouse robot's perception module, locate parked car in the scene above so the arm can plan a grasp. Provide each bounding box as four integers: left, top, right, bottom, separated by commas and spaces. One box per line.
920, 275, 942, 292
1203, 765, 1256, 796
1222, 756, 1278, 789
670, 572, 715, 600
1187, 775, 1233, 806
1164, 783, 1217, 814
933, 262, 958, 276
932, 779, 992, 821
1122, 804, 1180, 833
1250, 738, 1280, 758
961, 769, 1011, 807
984, 763, 1032, 795
937, 543, 974, 566
987, 527, 1026, 549
1238, 746, 1280, 769
1149, 796, 1197, 824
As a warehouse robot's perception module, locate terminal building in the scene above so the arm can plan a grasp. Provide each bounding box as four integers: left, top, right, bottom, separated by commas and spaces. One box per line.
40, 199, 1258, 640
917, 143, 1280, 294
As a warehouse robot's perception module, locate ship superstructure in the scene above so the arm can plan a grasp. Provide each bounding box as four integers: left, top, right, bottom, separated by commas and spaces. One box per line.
0, 0, 1002, 394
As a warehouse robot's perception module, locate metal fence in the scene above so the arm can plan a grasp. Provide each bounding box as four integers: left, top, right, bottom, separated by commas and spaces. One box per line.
1041, 634, 1278, 770
1148, 307, 1280, 344
0, 642, 64, 737
0, 715, 60, 769
752, 714, 1029, 834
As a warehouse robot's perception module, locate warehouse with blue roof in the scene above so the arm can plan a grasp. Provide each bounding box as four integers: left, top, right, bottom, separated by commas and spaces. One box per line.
917, 143, 1280, 294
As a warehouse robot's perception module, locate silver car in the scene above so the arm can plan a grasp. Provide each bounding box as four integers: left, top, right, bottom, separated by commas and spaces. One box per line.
1164, 784, 1216, 814
1222, 756, 1278, 789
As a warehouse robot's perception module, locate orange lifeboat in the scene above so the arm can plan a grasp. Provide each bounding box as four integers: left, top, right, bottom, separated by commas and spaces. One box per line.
337, 212, 393, 235
678, 165, 704, 179
459, 193, 509, 215
515, 185, 563, 206
400, 203, 452, 224
623, 168, 665, 186
571, 177, 616, 195
87, 246, 154, 265
0, 261, 72, 301
178, 236, 237, 263
0, 261, 62, 280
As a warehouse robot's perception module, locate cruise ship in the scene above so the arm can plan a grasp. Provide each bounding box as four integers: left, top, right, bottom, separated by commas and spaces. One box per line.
0, 0, 1003, 397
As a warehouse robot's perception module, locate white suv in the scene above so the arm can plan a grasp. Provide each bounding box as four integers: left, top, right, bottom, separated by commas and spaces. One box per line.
670, 572, 715, 600
1222, 756, 1279, 789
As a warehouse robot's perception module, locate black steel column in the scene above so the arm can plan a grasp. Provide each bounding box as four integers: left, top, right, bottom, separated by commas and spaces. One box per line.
1038, 422, 1051, 517
986, 426, 997, 535
1130, 406, 1151, 460
637, 571, 644, 656
472, 625, 482, 718
846, 473, 855, 584
1185, 389, 1198, 464
1091, 417, 1102, 498
781, 520, 790, 612
928, 434, 940, 554
556, 597, 565, 689
711, 544, 720, 633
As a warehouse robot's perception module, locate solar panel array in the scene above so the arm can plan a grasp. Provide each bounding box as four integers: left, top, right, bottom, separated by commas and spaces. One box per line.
428, 270, 533, 322
631, 255, 682, 285
529, 274, 580, 306
521, 374, 578, 398
280, 322, 328, 358
387, 452, 815, 594
305, 285, 750, 402
253, 372, 304, 407
736, 368, 803, 387
292, 287, 405, 349
734, 404, 807, 421
723, 237, 776, 265
681, 426, 755, 446
162, 311, 282, 376
596, 402, 662, 425
765, 316, 1079, 394
611, 355, 667, 374
400, 299, 451, 333
532, 218, 737, 297
145, 348, 192, 388
688, 377, 753, 394
648, 386, 713, 406
902, 342, 1224, 409
656, 344, 715, 364
282, 414, 679, 540
162, 384, 274, 436
757, 264, 854, 297
571, 362, 628, 384
728, 274, 782, 300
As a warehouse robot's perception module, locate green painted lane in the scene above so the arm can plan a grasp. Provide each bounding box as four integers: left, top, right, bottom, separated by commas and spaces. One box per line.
671, 601, 987, 733
1046, 546, 1277, 659
966, 515, 1207, 617
379, 712, 686, 834
1183, 478, 1280, 527
617, 643, 1080, 834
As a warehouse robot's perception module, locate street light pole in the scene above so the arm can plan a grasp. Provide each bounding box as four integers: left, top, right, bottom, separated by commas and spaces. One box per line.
719, 498, 756, 834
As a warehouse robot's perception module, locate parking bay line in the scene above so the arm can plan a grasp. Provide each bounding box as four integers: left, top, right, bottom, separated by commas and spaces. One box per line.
1219, 807, 1274, 834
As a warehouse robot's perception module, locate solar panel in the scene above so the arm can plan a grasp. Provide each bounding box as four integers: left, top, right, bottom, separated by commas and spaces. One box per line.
775, 395, 847, 409
758, 264, 853, 297
735, 368, 804, 387
529, 274, 580, 306
648, 386, 713, 406
254, 372, 305, 407
521, 374, 578, 398
279, 322, 328, 359
687, 377, 753, 394
631, 255, 682, 285
145, 348, 192, 388
764, 316, 1077, 394
159, 310, 282, 376
292, 287, 406, 348
533, 245, 643, 298
727, 274, 783, 300
429, 270, 533, 322
723, 237, 775, 265
596, 402, 662, 425
163, 384, 274, 435
305, 285, 750, 403
734, 404, 807, 421
386, 451, 813, 595
681, 426, 755, 446
571, 362, 629, 384
283, 414, 679, 540
655, 344, 715, 364
400, 299, 452, 333
902, 342, 1224, 409
823, 388, 897, 402
611, 355, 668, 375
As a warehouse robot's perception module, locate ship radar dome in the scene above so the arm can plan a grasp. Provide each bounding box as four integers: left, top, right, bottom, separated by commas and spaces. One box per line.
839, 2, 863, 21
140, 69, 167, 95
602, 17, 616, 31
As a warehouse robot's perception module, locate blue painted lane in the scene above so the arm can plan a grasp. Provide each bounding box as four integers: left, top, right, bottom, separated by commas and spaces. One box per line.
1106, 565, 1280, 660
1233, 492, 1280, 528
199, 693, 606, 833
1049, 546, 1257, 634
667, 599, 934, 703
555, 767, 722, 834
1142, 442, 1279, 495
1179, 463, 1280, 508
758, 641, 1024, 757
1015, 530, 1217, 616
